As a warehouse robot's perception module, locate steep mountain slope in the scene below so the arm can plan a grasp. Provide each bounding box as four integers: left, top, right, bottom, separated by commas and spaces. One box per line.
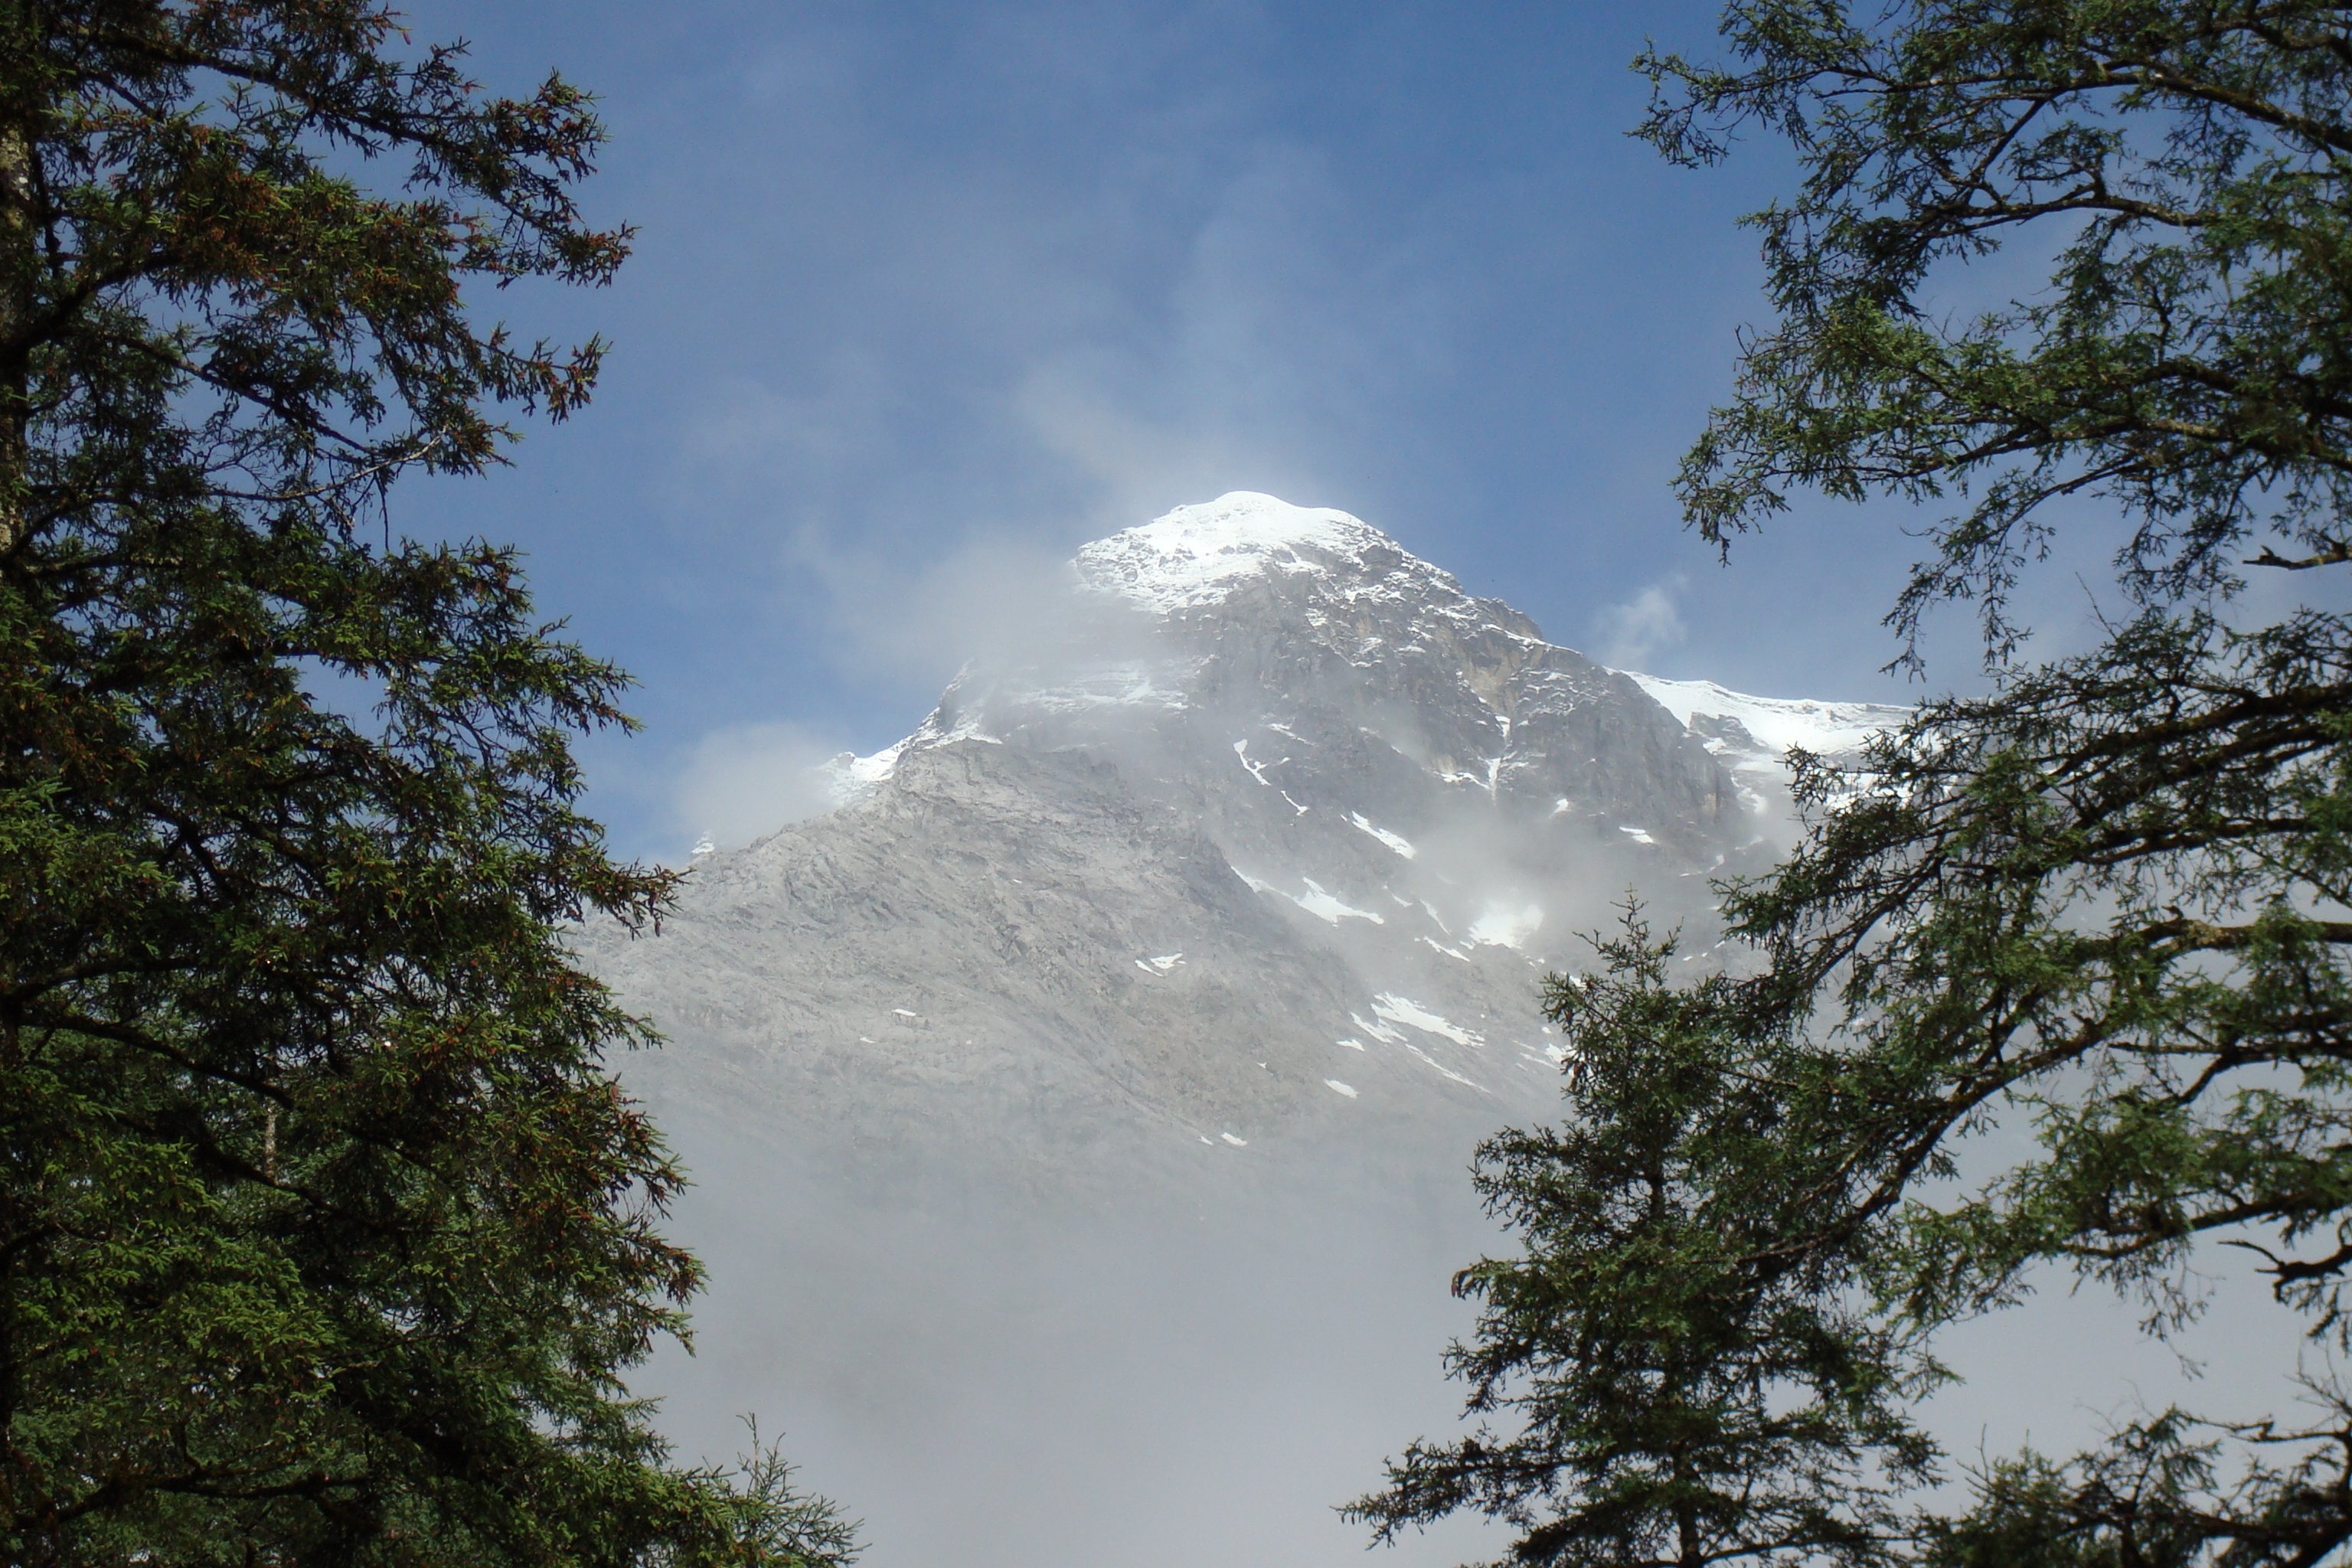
583, 494, 1906, 1184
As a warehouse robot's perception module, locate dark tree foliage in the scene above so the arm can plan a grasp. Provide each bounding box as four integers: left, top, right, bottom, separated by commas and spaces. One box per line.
1354, 3, 2352, 1565
0, 4, 852, 1564
1353, 910, 1942, 1568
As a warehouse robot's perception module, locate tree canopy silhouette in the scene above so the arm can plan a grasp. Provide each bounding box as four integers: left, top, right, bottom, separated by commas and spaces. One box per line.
0, 3, 852, 1563
1354, 3, 2352, 1563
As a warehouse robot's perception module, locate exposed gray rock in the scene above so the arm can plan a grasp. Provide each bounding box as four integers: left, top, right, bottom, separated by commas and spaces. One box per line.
583, 494, 1899, 1190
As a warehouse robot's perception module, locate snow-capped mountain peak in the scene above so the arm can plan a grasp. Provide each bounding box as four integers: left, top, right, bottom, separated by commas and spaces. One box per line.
1077, 492, 1415, 613
599, 495, 1919, 1187
822, 497, 1910, 834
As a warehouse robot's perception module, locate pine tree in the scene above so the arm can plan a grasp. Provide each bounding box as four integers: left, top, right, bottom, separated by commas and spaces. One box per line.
0, 4, 852, 1563
1354, 2, 2352, 1563
1351, 909, 1941, 1568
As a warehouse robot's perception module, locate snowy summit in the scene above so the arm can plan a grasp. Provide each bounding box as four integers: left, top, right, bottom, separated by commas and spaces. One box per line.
1076, 492, 1394, 612
825, 492, 1906, 823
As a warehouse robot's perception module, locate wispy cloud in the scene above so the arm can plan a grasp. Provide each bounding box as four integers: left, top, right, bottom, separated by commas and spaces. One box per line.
648, 68, 1462, 698
1591, 576, 1688, 671
671, 720, 852, 852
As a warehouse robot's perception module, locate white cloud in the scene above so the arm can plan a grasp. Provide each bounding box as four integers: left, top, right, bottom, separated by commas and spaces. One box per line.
671, 721, 851, 852
1008, 139, 1444, 538
652, 126, 1446, 710
1591, 577, 1687, 671
786, 528, 1165, 700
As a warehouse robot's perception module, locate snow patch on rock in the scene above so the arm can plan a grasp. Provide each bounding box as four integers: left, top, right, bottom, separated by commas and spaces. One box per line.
1372, 993, 1485, 1048
1348, 812, 1417, 858
1623, 673, 1906, 761
1292, 879, 1383, 925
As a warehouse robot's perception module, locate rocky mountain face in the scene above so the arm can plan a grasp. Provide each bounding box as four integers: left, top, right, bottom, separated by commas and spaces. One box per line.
596, 495, 1915, 1568
583, 494, 1906, 1189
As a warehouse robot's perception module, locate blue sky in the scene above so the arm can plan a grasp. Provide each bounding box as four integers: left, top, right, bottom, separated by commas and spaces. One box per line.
390, 0, 2029, 860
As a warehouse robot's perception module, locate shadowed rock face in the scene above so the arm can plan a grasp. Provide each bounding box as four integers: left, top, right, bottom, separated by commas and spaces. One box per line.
583, 495, 1893, 1189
